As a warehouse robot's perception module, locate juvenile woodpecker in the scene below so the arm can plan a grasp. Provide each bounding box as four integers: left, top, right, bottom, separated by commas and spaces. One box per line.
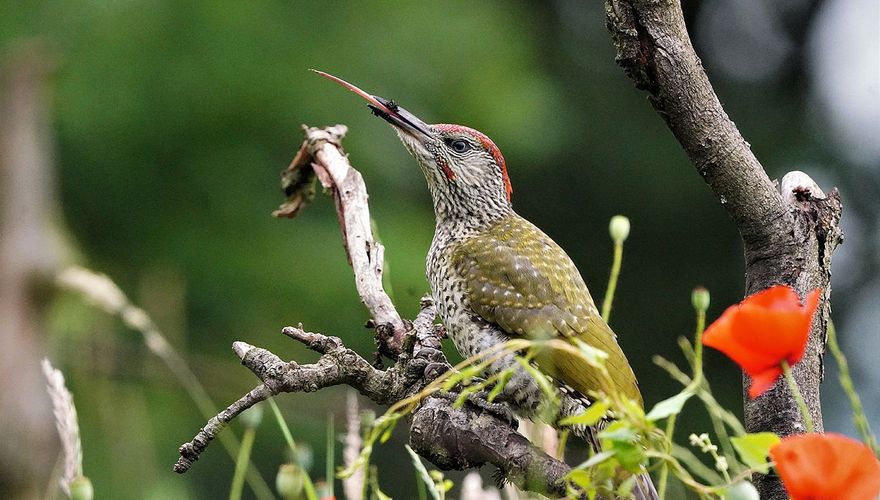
317, 71, 656, 499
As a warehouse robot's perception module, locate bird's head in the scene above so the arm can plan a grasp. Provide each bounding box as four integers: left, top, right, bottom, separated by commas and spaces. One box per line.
315, 71, 513, 222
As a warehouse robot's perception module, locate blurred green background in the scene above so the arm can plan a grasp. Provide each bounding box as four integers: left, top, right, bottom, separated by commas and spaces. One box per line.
2, 0, 877, 498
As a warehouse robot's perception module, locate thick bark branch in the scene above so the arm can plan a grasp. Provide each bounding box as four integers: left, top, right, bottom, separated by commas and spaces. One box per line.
605, 0, 786, 246
175, 320, 569, 495
605, 2, 843, 498
175, 126, 570, 497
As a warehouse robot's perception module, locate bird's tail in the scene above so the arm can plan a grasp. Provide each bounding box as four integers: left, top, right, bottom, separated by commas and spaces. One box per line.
631, 471, 659, 500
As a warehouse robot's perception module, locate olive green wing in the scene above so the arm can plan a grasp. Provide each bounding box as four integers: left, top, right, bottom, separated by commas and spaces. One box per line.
452, 215, 642, 406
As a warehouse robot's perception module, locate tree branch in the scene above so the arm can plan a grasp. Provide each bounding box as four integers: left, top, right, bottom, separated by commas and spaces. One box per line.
605, 2, 843, 498
274, 124, 406, 356
175, 126, 571, 497
605, 0, 786, 246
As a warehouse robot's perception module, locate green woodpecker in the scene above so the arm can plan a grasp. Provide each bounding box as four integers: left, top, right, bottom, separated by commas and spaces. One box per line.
317, 71, 656, 499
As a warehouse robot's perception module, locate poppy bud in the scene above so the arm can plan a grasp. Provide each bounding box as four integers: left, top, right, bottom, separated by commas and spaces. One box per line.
691, 287, 710, 313
70, 476, 94, 500
276, 463, 305, 499
609, 215, 630, 244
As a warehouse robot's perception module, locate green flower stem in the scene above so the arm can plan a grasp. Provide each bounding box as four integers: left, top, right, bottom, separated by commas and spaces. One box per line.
669, 444, 723, 485
658, 298, 709, 498
164, 361, 274, 500
415, 470, 427, 500
655, 351, 743, 476
687, 308, 706, 391
655, 353, 746, 435
781, 361, 813, 433
268, 398, 318, 500
674, 340, 747, 439
646, 450, 713, 495
657, 413, 677, 499
269, 398, 297, 450
706, 446, 731, 484
230, 426, 257, 500
827, 321, 878, 454
601, 241, 624, 323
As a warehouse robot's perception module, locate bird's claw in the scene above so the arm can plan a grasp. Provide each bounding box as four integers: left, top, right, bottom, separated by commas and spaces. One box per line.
466, 391, 519, 429
433, 391, 518, 428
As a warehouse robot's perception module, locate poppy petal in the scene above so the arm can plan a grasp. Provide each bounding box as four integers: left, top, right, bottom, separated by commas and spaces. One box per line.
746, 284, 801, 311
748, 368, 781, 398
702, 286, 821, 382
770, 433, 880, 500
702, 303, 737, 345
734, 307, 811, 367
702, 306, 738, 354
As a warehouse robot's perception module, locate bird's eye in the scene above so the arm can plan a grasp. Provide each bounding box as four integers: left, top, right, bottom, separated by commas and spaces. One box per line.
450, 139, 471, 153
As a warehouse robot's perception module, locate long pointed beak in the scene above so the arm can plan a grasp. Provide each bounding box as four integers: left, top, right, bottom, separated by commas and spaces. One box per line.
312, 70, 433, 139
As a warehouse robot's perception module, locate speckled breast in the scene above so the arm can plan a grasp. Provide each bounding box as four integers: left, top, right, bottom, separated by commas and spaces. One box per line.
427, 229, 486, 359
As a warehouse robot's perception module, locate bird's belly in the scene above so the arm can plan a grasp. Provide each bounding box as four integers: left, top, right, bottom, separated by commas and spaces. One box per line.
448, 312, 546, 416
428, 276, 545, 418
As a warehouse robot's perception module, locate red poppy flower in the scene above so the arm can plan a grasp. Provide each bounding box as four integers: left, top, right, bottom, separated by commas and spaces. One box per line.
702, 285, 820, 398
770, 433, 880, 500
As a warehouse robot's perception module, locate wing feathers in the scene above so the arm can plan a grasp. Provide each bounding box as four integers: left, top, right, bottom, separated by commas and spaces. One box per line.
452, 215, 642, 406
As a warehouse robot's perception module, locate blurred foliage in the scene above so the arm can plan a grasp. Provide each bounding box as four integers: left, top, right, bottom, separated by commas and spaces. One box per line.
2, 0, 868, 498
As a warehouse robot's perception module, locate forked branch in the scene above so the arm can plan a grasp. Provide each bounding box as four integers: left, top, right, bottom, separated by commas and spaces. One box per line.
605, 2, 842, 498
174, 125, 571, 497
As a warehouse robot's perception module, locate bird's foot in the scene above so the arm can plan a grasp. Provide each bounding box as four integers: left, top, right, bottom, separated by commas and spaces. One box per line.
453, 390, 518, 429
475, 394, 519, 429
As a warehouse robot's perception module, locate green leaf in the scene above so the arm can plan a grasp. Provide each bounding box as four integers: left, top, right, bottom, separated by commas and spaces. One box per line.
597, 422, 644, 472
617, 474, 636, 498
377, 414, 401, 443
559, 401, 610, 427
441, 375, 462, 392
597, 421, 637, 443
609, 440, 645, 472
487, 369, 514, 403
645, 391, 693, 421
566, 469, 593, 491
337, 444, 371, 479
454, 385, 478, 408
574, 450, 615, 470
442, 365, 480, 391
731, 433, 780, 473
372, 481, 392, 500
